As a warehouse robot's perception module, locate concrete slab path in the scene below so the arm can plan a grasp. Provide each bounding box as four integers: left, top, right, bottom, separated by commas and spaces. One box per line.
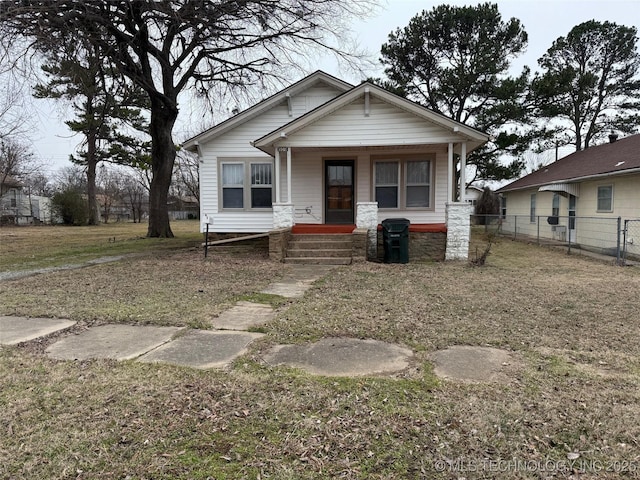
45, 324, 182, 361
431, 346, 512, 383
0, 316, 76, 345
263, 337, 413, 377
261, 265, 335, 298
138, 330, 264, 369
212, 301, 274, 331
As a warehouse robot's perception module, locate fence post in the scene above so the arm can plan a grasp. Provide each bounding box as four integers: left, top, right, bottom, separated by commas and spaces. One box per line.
537, 216, 540, 245
567, 219, 571, 255
616, 217, 622, 266
513, 215, 517, 240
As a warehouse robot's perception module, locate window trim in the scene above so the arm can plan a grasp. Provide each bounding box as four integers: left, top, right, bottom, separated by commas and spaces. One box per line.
371, 154, 435, 211
219, 158, 274, 212
596, 184, 613, 213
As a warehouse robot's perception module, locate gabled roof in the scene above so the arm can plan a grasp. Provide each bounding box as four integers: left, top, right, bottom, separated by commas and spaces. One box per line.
499, 134, 640, 193
252, 81, 489, 155
182, 71, 352, 150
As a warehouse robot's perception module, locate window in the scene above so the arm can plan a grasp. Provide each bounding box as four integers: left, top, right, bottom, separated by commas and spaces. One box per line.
597, 185, 613, 212
500, 196, 507, 218
221, 160, 273, 210
374, 158, 432, 209
530, 193, 536, 222
552, 193, 560, 217
406, 160, 430, 207
250, 163, 272, 208
222, 163, 244, 208
375, 161, 399, 208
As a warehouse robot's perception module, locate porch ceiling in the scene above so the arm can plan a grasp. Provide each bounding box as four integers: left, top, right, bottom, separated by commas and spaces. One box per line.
276, 144, 449, 154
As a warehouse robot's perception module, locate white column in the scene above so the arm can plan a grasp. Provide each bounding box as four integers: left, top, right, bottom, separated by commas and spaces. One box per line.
274, 148, 281, 203
286, 147, 292, 204
448, 142, 454, 203
459, 141, 467, 202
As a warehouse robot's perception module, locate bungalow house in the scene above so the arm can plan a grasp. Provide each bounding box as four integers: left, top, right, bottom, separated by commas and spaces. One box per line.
497, 133, 640, 257
183, 71, 488, 263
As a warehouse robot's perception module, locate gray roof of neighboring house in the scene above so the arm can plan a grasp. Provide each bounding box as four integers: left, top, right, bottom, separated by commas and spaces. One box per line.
498, 134, 640, 193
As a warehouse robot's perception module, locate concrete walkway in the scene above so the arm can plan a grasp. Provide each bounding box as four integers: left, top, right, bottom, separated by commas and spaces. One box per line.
1, 265, 439, 377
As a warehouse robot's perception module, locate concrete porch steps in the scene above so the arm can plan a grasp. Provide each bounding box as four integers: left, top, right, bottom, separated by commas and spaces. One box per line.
284, 233, 353, 265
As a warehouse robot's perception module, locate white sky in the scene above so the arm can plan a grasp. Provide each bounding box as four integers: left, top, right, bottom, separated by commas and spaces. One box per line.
27, 0, 640, 173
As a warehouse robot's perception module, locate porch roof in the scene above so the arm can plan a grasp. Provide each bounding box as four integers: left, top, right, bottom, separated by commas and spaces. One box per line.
252, 82, 489, 156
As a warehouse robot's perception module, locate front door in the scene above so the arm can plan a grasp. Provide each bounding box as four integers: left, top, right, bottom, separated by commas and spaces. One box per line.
325, 160, 354, 224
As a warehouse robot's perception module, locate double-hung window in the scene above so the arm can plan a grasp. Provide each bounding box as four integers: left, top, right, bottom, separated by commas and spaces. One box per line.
552, 193, 560, 217
374, 161, 399, 208
406, 160, 430, 207
222, 163, 244, 209
597, 185, 613, 212
250, 163, 273, 208
374, 157, 432, 209
221, 160, 273, 210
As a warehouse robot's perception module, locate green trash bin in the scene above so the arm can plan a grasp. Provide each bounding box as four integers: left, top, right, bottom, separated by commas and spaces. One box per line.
382, 218, 410, 263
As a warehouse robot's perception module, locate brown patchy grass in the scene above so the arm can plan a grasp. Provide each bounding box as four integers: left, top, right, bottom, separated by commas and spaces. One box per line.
1, 227, 640, 479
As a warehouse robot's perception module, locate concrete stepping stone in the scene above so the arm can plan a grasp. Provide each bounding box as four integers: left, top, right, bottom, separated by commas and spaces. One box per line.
212, 301, 274, 330
138, 330, 264, 369
261, 265, 335, 299
263, 337, 413, 377
45, 324, 182, 361
0, 316, 76, 345
430, 346, 512, 383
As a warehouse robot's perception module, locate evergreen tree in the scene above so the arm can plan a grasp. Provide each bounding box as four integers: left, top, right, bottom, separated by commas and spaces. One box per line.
380, 3, 531, 191
532, 20, 640, 151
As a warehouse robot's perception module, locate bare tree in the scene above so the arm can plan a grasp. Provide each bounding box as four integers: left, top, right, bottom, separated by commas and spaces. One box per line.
172, 149, 199, 204
0, 137, 37, 188
1, 0, 374, 237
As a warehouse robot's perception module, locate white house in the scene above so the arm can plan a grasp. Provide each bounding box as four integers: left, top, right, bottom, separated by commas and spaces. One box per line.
183, 71, 488, 262
497, 133, 640, 257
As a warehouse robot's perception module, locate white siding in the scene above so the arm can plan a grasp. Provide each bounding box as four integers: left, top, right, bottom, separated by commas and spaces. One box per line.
198, 84, 344, 232
283, 97, 461, 148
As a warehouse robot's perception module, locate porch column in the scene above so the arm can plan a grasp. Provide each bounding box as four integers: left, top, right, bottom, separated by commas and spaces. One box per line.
448, 142, 454, 203
445, 202, 473, 261
286, 147, 292, 203
356, 202, 379, 260
275, 147, 282, 203
459, 141, 467, 202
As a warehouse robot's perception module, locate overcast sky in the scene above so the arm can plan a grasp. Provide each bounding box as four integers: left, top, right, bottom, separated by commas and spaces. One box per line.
29, 0, 640, 173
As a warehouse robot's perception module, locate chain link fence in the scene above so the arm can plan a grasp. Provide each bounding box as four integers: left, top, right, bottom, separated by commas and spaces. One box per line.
472, 214, 640, 265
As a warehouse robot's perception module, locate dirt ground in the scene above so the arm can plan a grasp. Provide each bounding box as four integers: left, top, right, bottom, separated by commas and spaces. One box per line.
1, 226, 639, 479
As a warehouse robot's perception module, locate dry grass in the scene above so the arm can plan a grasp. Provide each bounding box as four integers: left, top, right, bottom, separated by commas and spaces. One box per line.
1, 226, 640, 479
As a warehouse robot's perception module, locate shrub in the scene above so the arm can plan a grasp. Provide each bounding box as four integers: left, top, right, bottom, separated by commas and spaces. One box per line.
51, 189, 89, 226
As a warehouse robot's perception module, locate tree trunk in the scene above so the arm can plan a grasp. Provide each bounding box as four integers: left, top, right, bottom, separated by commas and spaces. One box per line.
147, 96, 178, 238
86, 129, 101, 225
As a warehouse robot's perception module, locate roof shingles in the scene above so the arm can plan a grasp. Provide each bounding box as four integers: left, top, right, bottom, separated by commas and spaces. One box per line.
499, 134, 640, 192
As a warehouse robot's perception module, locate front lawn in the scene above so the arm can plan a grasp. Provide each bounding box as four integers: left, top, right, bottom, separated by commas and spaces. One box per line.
1, 228, 639, 479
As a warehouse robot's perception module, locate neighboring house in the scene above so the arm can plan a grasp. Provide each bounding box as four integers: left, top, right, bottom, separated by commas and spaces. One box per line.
497, 133, 640, 256
465, 185, 484, 207
183, 71, 488, 262
168, 195, 199, 220
0, 176, 52, 225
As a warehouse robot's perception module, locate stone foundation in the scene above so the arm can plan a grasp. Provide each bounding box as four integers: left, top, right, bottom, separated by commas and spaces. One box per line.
376, 230, 447, 262
351, 228, 368, 263
269, 227, 291, 262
